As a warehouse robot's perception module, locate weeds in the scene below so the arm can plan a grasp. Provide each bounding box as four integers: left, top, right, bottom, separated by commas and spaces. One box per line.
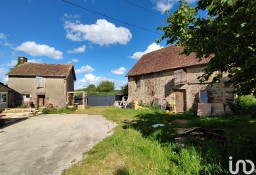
62, 107, 256, 175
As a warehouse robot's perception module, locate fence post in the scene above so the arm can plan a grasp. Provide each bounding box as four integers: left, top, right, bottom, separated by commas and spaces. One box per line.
82, 91, 87, 108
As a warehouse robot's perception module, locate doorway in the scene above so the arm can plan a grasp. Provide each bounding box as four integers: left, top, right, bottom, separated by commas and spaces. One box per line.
175, 90, 186, 112
37, 95, 45, 107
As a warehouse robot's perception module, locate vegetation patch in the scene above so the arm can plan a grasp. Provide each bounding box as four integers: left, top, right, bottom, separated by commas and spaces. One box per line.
62, 107, 256, 175
231, 95, 256, 116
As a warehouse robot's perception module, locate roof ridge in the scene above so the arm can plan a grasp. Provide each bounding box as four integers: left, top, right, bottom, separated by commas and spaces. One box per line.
7, 63, 75, 78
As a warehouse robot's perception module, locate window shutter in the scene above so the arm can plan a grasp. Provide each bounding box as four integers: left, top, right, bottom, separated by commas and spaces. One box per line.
174, 69, 187, 85
36, 77, 46, 88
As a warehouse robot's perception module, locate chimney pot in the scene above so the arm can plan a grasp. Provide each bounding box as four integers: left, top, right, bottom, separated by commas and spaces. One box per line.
18, 56, 28, 64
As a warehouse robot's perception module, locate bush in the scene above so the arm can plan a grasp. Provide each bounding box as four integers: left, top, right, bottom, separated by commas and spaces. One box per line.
42, 108, 51, 114
232, 95, 256, 116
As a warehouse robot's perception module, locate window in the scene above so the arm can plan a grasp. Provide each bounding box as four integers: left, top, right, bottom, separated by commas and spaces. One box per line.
0, 92, 7, 103
135, 77, 141, 89
174, 69, 187, 85
36, 76, 46, 88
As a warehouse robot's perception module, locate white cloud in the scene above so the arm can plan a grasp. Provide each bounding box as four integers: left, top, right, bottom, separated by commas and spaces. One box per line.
114, 80, 127, 90
130, 42, 163, 59
154, 0, 175, 13
0, 68, 7, 75
71, 59, 79, 63
16, 41, 63, 59
0, 33, 7, 39
64, 13, 80, 19
28, 59, 42, 63
111, 67, 126, 75
68, 45, 86, 54
0, 68, 8, 84
0, 60, 17, 67
64, 19, 132, 46
8, 60, 17, 66
75, 73, 127, 90
75, 65, 94, 74
75, 73, 106, 89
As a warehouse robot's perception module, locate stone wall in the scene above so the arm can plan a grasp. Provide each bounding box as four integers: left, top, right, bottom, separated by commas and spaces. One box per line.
8, 76, 71, 108
128, 65, 235, 111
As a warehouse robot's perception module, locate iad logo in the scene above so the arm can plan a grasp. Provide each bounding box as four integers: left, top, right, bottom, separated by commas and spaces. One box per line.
229, 156, 255, 174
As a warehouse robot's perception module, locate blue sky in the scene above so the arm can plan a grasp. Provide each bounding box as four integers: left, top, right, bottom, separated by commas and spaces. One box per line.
0, 0, 197, 89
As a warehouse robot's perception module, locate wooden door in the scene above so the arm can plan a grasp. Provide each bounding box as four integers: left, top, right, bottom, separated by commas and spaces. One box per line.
38, 95, 45, 107
175, 90, 186, 112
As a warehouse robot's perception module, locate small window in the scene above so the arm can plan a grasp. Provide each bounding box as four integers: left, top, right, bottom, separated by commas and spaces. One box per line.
0, 92, 7, 103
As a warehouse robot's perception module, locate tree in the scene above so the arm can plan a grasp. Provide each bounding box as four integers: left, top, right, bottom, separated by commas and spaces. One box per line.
121, 84, 128, 96
84, 84, 97, 95
86, 84, 96, 91
158, 0, 256, 96
97, 81, 115, 92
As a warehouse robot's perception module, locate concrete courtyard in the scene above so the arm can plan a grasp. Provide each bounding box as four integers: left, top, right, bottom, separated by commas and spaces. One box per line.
0, 114, 116, 175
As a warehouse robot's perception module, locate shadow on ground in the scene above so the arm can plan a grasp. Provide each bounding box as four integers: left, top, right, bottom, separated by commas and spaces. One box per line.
0, 118, 28, 129
123, 112, 256, 173
115, 168, 130, 175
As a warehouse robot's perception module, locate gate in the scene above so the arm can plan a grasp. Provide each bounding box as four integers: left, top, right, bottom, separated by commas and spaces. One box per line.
87, 95, 123, 106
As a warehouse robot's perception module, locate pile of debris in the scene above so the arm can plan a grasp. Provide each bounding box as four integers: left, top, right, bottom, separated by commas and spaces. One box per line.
1, 108, 42, 117
174, 127, 228, 144
0, 108, 42, 127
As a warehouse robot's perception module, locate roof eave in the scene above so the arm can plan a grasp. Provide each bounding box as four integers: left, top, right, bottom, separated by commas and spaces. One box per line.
127, 63, 208, 77
8, 74, 68, 78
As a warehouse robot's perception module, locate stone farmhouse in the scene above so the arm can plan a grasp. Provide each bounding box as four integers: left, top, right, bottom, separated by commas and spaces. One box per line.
7, 57, 76, 108
126, 46, 235, 113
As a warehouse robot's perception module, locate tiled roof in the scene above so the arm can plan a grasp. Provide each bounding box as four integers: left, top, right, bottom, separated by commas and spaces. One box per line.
8, 63, 76, 80
126, 46, 209, 76
0, 82, 12, 91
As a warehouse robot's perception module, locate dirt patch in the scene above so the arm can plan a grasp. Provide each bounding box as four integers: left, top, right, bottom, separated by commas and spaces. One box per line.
171, 119, 190, 126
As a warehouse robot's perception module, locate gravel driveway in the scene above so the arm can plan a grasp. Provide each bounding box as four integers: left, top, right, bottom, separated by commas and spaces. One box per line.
0, 114, 116, 175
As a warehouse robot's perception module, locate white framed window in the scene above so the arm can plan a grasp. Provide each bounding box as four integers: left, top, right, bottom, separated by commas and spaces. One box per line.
0, 92, 7, 103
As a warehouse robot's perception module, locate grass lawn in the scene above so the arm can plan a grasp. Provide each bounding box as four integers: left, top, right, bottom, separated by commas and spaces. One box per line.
61, 107, 256, 175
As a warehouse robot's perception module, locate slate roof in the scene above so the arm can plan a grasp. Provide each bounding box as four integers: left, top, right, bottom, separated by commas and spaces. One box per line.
126, 46, 209, 76
8, 63, 76, 80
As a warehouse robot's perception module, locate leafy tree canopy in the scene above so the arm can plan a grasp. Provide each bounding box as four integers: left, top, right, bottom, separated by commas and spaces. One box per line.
158, 0, 256, 95
87, 84, 97, 91
97, 81, 115, 92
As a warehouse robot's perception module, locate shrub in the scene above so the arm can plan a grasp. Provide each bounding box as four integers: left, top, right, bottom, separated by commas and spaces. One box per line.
42, 108, 51, 114
232, 95, 256, 116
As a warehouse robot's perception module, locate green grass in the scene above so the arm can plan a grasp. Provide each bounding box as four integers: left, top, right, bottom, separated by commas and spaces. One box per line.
62, 107, 256, 175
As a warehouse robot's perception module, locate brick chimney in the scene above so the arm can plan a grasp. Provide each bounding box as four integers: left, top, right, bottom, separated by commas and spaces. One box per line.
18, 56, 28, 64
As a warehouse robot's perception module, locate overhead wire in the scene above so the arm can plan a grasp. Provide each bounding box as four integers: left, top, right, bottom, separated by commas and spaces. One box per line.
122, 0, 164, 18
61, 0, 162, 35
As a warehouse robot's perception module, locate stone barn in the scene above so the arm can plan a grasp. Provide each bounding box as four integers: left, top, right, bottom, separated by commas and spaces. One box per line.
7, 57, 76, 108
126, 46, 235, 113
